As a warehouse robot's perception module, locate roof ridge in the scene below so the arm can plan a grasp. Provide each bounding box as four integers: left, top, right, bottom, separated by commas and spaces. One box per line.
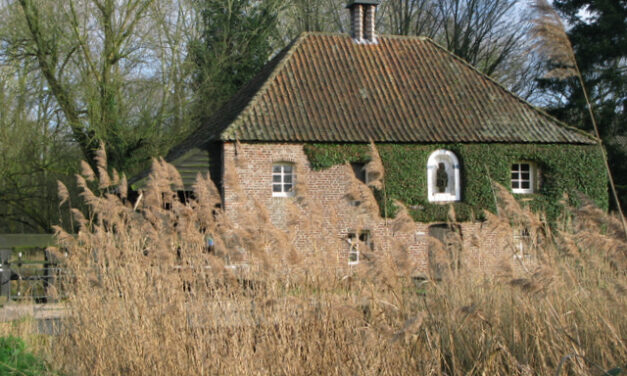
297, 31, 430, 40
221, 33, 312, 140
420, 37, 598, 143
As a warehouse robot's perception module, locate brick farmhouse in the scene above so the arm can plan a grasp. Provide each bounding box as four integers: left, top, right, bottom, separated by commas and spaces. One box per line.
134, 1, 606, 273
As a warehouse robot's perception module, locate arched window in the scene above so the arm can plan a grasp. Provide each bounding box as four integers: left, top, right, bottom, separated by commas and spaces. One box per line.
272, 162, 295, 197
427, 150, 461, 202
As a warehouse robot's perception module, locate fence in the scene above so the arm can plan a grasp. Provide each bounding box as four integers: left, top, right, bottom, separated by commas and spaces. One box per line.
0, 234, 65, 303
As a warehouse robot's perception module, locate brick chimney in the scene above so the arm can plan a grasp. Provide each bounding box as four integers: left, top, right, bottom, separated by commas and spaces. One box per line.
347, 0, 380, 43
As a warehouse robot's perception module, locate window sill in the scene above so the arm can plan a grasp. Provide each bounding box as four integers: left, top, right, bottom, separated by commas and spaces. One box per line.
512, 189, 534, 195
272, 192, 295, 198
429, 194, 460, 203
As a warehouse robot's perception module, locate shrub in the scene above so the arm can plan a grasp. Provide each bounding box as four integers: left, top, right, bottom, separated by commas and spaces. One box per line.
0, 336, 49, 376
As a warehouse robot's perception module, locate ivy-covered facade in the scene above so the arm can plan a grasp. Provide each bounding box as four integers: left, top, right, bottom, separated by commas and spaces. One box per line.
304, 143, 608, 222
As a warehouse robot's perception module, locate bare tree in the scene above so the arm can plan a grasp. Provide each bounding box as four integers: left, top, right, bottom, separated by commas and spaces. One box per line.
382, 0, 441, 38
436, 0, 522, 75
0, 0, 199, 231
376, 0, 539, 99
1, 0, 196, 171
281, 0, 347, 39
0, 61, 79, 232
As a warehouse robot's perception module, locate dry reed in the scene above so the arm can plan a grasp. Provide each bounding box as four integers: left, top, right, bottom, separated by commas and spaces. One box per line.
29, 152, 627, 375
530, 0, 627, 238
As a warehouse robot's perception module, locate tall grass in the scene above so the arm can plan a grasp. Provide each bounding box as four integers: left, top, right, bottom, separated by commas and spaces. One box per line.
47, 149, 626, 375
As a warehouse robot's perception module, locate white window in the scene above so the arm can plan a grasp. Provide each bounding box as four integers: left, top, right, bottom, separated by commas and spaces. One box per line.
427, 150, 461, 202
347, 233, 359, 265
513, 228, 532, 260
511, 163, 535, 194
272, 163, 295, 197
346, 230, 373, 265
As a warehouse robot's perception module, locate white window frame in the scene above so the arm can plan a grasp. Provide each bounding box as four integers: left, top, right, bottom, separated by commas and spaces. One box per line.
348, 244, 359, 265
513, 228, 532, 260
427, 149, 461, 202
272, 163, 295, 197
346, 230, 373, 265
511, 162, 535, 194
345, 232, 359, 265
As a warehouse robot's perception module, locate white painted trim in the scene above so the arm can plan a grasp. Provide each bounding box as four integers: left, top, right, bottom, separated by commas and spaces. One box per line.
511, 162, 535, 194
346, 236, 360, 265
427, 149, 461, 202
272, 163, 296, 198
513, 228, 533, 260
272, 191, 295, 198
348, 248, 360, 265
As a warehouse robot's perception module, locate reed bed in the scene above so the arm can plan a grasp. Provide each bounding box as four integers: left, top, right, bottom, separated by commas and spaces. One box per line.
44, 149, 626, 375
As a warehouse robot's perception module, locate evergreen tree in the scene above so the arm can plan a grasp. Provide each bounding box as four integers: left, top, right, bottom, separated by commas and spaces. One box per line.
189, 0, 284, 122
541, 0, 626, 208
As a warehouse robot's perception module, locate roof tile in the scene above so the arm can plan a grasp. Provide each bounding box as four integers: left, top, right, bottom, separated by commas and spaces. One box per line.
170, 32, 595, 158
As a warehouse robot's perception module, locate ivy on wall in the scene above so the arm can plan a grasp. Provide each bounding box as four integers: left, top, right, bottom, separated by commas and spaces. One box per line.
304, 143, 608, 222
303, 144, 371, 168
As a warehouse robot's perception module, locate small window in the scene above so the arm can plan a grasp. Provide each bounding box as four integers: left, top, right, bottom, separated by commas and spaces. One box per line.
347, 233, 359, 265
511, 163, 535, 194
346, 230, 373, 265
272, 163, 295, 197
513, 228, 531, 260
427, 150, 461, 202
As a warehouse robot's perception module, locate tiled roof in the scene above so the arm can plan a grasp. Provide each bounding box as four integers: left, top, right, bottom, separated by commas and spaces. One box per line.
169, 32, 595, 158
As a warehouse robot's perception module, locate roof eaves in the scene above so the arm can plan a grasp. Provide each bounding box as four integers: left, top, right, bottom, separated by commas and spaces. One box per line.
221, 33, 313, 141
420, 37, 598, 145
130, 147, 204, 190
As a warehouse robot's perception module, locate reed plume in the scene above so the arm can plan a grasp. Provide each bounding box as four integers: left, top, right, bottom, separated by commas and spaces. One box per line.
530, 0, 577, 79
10, 147, 622, 376
530, 0, 627, 237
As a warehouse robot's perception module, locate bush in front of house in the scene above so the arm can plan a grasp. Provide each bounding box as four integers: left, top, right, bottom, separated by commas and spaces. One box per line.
0, 336, 49, 375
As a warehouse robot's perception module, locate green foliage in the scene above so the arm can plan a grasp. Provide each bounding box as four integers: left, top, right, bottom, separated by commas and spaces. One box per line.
3, 0, 185, 173
0, 62, 81, 233
603, 368, 623, 376
303, 144, 371, 170
542, 0, 626, 210
306, 143, 608, 222
190, 0, 285, 121
0, 336, 49, 375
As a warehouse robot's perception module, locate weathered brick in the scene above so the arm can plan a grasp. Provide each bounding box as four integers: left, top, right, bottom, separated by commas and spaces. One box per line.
222, 142, 519, 275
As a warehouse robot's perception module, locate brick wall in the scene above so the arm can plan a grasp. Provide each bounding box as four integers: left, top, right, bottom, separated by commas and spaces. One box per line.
222, 142, 523, 275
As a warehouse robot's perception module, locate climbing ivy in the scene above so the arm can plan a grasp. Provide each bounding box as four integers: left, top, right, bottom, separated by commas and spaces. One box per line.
304, 143, 608, 222
303, 144, 371, 169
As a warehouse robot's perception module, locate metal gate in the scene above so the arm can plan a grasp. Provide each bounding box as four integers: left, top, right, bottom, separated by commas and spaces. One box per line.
0, 234, 65, 303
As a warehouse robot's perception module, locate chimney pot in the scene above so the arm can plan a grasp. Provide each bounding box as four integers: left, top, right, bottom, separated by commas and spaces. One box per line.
351, 4, 364, 41
364, 5, 376, 42
346, 1, 379, 43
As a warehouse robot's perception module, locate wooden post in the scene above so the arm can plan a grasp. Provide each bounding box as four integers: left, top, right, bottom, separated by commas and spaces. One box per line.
0, 249, 11, 301
44, 249, 57, 303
